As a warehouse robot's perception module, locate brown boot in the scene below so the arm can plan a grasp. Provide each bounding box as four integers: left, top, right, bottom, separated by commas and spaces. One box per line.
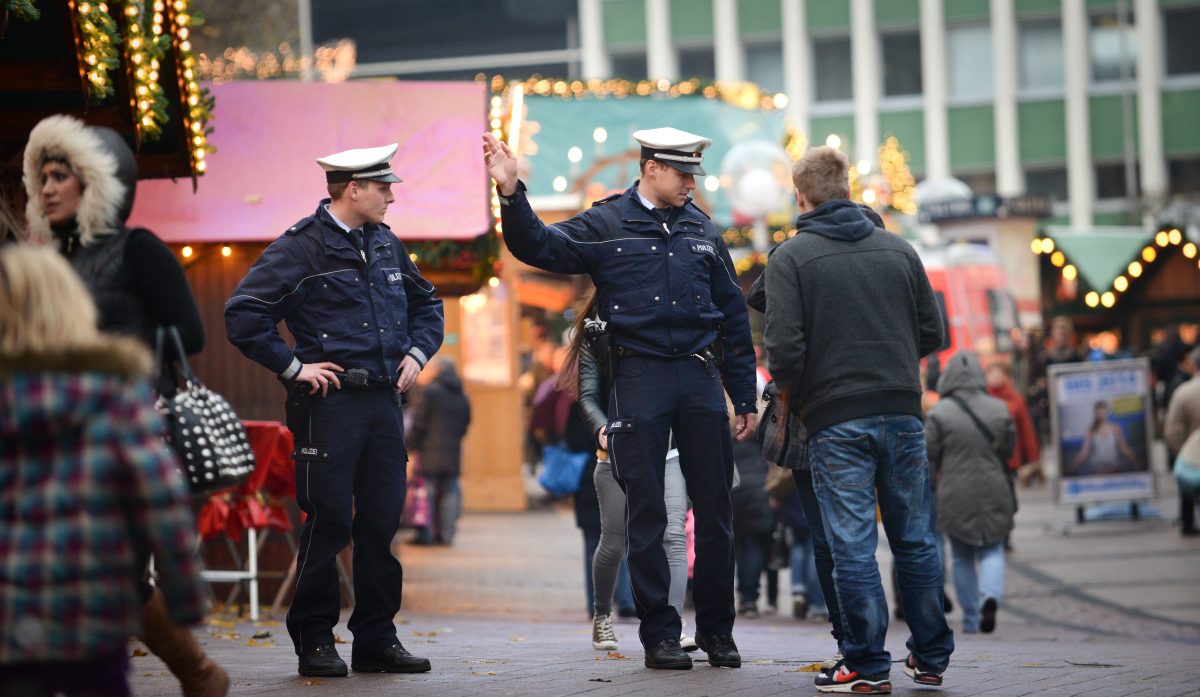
140, 588, 230, 697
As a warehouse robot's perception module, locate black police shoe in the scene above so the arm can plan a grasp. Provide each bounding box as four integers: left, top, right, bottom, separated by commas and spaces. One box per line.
351, 641, 432, 673
644, 637, 693, 670
298, 644, 348, 677
695, 631, 742, 668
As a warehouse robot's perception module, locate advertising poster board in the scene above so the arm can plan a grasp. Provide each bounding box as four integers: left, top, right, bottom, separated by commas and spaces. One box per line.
1049, 358, 1155, 504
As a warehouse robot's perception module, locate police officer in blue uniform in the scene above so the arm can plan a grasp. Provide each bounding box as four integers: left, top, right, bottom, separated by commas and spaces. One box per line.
483, 128, 758, 670
225, 143, 443, 678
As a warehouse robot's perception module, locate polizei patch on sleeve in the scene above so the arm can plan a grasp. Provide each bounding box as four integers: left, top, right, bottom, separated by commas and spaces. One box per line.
605, 418, 636, 433
689, 240, 716, 256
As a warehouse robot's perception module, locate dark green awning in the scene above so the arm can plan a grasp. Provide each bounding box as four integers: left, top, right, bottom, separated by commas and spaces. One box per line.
1044, 226, 1153, 290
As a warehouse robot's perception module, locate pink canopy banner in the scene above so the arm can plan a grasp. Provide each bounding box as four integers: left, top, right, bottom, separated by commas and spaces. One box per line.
130, 80, 490, 242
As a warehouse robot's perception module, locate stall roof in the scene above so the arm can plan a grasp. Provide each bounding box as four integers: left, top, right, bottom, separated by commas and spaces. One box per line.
130, 80, 490, 243
1045, 226, 1152, 290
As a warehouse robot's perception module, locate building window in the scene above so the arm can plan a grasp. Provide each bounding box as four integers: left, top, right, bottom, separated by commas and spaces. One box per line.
609, 51, 646, 79
1168, 158, 1200, 196
1165, 8, 1200, 77
678, 46, 715, 81
1095, 162, 1139, 199
746, 42, 784, 94
1018, 19, 1063, 91
947, 24, 993, 100
1025, 167, 1068, 202
882, 32, 922, 97
1090, 12, 1137, 83
813, 36, 852, 102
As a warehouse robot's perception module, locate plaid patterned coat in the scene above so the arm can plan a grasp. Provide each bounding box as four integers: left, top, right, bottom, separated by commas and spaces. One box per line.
0, 340, 208, 663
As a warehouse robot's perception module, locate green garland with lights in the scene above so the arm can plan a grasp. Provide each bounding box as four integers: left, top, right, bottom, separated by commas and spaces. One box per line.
4, 0, 39, 21
487, 74, 790, 112
123, 0, 170, 142
77, 1, 121, 101
406, 233, 499, 284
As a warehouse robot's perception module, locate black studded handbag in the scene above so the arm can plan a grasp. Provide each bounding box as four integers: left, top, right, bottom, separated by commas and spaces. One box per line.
154, 326, 255, 494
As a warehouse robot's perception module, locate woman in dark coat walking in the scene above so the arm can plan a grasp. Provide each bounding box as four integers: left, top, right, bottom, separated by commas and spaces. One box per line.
407, 358, 472, 545
926, 352, 1016, 634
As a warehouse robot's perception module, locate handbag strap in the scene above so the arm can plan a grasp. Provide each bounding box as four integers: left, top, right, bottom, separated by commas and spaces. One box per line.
154, 325, 196, 387
947, 394, 1008, 473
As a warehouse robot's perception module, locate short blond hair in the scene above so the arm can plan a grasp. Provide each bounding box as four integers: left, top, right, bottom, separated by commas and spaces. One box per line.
0, 245, 99, 353
792, 146, 850, 206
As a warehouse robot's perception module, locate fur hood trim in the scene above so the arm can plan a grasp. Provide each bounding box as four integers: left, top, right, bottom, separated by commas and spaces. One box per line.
0, 335, 152, 380
23, 115, 131, 246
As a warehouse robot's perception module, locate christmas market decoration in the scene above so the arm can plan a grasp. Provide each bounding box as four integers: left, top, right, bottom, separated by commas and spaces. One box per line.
165, 0, 213, 173
1032, 226, 1195, 309
123, 0, 169, 143
74, 0, 121, 101
850, 135, 917, 216
3, 0, 39, 23
195, 39, 357, 83
487, 74, 790, 113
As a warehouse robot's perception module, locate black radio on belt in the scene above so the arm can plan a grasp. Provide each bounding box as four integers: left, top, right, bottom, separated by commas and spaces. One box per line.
336, 367, 372, 387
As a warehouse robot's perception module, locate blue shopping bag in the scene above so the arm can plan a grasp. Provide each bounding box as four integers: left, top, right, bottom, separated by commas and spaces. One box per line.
538, 443, 589, 497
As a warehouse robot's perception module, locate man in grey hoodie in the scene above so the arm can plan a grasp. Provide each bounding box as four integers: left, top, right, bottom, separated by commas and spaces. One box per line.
763, 146, 953, 694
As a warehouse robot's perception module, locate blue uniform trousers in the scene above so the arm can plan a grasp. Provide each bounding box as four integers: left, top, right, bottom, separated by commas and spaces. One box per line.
607, 354, 736, 647
286, 387, 408, 656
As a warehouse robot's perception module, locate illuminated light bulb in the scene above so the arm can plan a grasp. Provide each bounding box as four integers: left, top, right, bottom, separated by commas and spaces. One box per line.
130, 38, 141, 48
192, 135, 202, 145
825, 134, 841, 149
704, 175, 720, 192
552, 176, 567, 192
1085, 292, 1100, 307
1063, 264, 1077, 280
190, 122, 201, 132
857, 159, 871, 175
194, 148, 206, 160
1184, 242, 1197, 259
1128, 260, 1142, 277
178, 27, 189, 39
181, 245, 193, 258
139, 100, 149, 109
80, 3, 90, 13
862, 188, 877, 205
136, 85, 148, 95
86, 54, 97, 65
409, 253, 418, 262
488, 276, 500, 288
188, 94, 198, 106
1050, 251, 1065, 267
1142, 246, 1157, 263
195, 160, 206, 172
567, 146, 582, 163
592, 127, 607, 144
180, 40, 191, 51
1156, 231, 1169, 246
149, 70, 158, 80
772, 93, 788, 109
1113, 276, 1128, 292
221, 245, 232, 257
1030, 238, 1042, 254
1170, 228, 1182, 245
1100, 292, 1115, 308
1039, 238, 1055, 254
183, 69, 193, 79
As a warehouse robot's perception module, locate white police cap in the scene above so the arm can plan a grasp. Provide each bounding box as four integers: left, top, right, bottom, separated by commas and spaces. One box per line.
316, 143, 403, 184
633, 127, 712, 176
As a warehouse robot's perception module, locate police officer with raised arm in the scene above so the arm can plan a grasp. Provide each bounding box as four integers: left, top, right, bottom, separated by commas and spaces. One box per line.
483, 128, 757, 670
225, 143, 443, 678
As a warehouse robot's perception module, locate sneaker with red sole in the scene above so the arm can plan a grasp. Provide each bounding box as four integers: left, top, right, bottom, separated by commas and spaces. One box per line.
814, 660, 892, 694
903, 654, 944, 686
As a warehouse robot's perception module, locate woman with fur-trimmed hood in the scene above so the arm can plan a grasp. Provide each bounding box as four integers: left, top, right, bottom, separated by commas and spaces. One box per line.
20, 116, 225, 695
22, 114, 203, 354
0, 246, 213, 696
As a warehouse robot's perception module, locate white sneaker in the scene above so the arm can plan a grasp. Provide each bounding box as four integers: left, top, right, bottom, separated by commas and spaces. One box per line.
591, 613, 618, 650
679, 618, 698, 652
819, 649, 843, 673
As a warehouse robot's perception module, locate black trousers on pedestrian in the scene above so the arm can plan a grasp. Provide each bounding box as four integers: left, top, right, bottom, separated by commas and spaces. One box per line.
286, 388, 407, 656
607, 354, 736, 647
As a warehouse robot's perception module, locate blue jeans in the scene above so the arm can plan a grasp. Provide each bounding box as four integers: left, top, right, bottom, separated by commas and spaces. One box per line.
734, 532, 771, 603
809, 414, 955, 678
789, 531, 827, 613
794, 469, 843, 645
948, 539, 1005, 632
426, 473, 461, 543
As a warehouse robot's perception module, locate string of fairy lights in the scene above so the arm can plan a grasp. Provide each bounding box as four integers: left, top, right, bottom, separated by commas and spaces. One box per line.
68, 0, 212, 174
1033, 226, 1191, 309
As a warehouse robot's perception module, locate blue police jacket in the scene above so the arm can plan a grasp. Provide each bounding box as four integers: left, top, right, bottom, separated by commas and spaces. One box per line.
500, 181, 757, 415
225, 200, 444, 384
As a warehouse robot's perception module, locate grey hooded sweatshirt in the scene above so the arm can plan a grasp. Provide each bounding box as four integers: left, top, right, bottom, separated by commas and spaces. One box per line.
927, 351, 1017, 547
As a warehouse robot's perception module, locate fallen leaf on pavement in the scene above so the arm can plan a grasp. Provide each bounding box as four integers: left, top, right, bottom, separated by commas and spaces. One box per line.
789, 663, 822, 672
469, 671, 499, 676
606, 651, 628, 660
206, 617, 238, 628
589, 678, 613, 682
211, 632, 241, 641
412, 630, 437, 637
508, 635, 526, 643
130, 647, 148, 657
302, 678, 325, 686
247, 639, 275, 648
333, 635, 349, 644
251, 631, 272, 639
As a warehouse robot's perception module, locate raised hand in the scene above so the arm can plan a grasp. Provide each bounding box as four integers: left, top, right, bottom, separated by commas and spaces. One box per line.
482, 132, 518, 196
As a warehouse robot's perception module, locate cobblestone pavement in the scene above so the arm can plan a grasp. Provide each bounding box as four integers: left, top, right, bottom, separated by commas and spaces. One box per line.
131, 474, 1200, 696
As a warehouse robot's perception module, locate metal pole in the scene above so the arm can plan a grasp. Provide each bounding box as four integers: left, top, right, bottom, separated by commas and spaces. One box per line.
298, 0, 314, 82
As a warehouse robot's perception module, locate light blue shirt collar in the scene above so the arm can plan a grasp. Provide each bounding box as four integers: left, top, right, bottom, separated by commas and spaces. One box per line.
323, 204, 355, 234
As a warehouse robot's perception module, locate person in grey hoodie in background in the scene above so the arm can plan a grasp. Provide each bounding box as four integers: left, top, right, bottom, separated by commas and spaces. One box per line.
763, 145, 952, 694
926, 351, 1016, 635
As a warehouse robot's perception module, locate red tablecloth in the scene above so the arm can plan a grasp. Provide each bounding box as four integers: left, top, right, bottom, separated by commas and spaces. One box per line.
198, 420, 296, 540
